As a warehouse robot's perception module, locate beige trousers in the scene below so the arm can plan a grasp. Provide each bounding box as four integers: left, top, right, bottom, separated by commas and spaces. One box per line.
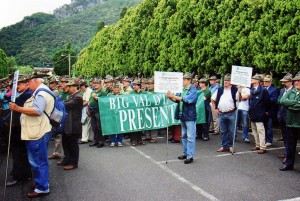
81, 116, 94, 142
210, 103, 219, 133
251, 122, 266, 150
53, 134, 63, 156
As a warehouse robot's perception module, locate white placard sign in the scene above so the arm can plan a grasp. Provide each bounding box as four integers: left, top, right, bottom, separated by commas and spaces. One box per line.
11, 70, 19, 102
231, 65, 253, 87
154, 71, 183, 94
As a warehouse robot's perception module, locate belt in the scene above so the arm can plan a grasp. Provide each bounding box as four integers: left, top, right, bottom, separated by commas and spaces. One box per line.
220, 109, 236, 114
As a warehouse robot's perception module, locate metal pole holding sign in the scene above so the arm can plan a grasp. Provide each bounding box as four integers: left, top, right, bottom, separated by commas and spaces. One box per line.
230, 66, 253, 155
3, 70, 19, 201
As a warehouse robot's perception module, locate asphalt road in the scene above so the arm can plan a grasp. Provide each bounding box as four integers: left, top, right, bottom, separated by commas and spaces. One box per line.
0, 129, 300, 201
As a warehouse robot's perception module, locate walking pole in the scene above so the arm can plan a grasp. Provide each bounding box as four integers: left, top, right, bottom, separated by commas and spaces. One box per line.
3, 111, 13, 201
166, 126, 169, 164
231, 86, 240, 155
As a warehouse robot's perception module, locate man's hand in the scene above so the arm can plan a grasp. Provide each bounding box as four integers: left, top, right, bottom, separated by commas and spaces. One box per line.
9, 102, 19, 112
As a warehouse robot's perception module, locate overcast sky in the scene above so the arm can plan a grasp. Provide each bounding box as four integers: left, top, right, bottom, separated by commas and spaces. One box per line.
0, 0, 71, 29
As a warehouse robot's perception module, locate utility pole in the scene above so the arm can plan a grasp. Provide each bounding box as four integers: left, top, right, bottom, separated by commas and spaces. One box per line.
68, 54, 71, 78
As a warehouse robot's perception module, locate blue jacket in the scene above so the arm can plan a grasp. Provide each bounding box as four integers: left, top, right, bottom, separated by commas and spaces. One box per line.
249, 85, 270, 122
175, 85, 198, 121
266, 85, 279, 118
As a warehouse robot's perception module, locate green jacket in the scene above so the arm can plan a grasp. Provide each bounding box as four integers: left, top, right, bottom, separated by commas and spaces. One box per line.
279, 88, 300, 127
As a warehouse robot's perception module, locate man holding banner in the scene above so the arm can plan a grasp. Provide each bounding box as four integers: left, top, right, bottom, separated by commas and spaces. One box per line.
167, 72, 198, 164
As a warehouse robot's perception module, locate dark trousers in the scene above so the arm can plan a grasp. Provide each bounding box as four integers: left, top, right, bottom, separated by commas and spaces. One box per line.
62, 134, 79, 166
11, 139, 31, 181
91, 112, 104, 144
280, 120, 288, 155
130, 132, 142, 143
285, 127, 300, 168
196, 105, 211, 139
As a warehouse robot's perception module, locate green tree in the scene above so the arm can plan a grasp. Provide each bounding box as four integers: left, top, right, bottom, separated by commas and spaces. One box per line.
0, 48, 9, 77
53, 43, 77, 76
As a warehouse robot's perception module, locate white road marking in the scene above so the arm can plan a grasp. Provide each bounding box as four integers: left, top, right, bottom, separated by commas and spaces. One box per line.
128, 144, 220, 201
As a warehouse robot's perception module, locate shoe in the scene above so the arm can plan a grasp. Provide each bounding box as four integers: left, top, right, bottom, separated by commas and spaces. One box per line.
212, 132, 219, 135
97, 143, 105, 148
278, 154, 285, 158
27, 191, 50, 198
184, 158, 193, 164
57, 161, 66, 166
48, 154, 62, 159
258, 149, 267, 154
89, 142, 99, 147
178, 155, 187, 160
202, 137, 209, 141
209, 130, 215, 133
279, 165, 293, 171
110, 142, 115, 147
243, 138, 250, 144
277, 138, 284, 142
265, 142, 272, 147
171, 139, 180, 143
150, 139, 157, 143
250, 147, 260, 151
78, 141, 87, 144
118, 142, 123, 147
229, 147, 235, 153
6, 178, 22, 187
282, 158, 286, 164
168, 138, 174, 141
64, 165, 78, 170
216, 147, 229, 152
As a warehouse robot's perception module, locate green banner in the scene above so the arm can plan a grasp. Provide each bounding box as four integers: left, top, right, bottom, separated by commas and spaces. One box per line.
99, 93, 206, 135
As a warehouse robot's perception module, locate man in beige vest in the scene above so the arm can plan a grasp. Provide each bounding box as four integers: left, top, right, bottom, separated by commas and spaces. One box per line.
9, 74, 54, 198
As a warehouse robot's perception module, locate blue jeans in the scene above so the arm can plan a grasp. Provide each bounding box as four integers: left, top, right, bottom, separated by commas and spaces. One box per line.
181, 120, 196, 159
264, 117, 273, 143
110, 134, 124, 143
26, 132, 51, 193
219, 111, 236, 148
237, 110, 249, 140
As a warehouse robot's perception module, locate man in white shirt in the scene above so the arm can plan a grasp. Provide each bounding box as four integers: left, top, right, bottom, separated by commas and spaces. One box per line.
79, 81, 93, 144
211, 74, 238, 153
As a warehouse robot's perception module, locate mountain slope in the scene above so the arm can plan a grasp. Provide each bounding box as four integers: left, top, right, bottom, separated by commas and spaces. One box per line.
0, 0, 141, 67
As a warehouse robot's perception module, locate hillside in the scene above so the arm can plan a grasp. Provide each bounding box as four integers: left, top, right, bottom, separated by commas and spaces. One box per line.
75, 0, 300, 77
0, 0, 141, 67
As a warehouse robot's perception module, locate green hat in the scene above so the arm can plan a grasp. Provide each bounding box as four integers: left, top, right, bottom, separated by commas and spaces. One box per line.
252, 74, 262, 81
209, 75, 217, 80
224, 73, 231, 80
263, 75, 272, 82
132, 78, 141, 85
292, 71, 300, 81
192, 78, 198, 84
93, 78, 102, 83
112, 81, 121, 88
18, 75, 30, 83
183, 72, 192, 79
66, 78, 80, 86
199, 78, 208, 83
104, 75, 114, 83
280, 73, 293, 82
147, 77, 154, 84
122, 76, 131, 82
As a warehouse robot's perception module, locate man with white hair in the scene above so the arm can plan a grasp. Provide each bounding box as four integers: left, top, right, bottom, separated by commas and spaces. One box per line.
9, 74, 54, 198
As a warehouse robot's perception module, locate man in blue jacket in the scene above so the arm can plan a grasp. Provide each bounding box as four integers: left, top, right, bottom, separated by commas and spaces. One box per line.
263, 75, 279, 146
248, 74, 270, 154
167, 72, 198, 164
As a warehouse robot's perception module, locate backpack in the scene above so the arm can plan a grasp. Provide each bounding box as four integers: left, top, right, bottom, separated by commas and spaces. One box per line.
35, 88, 67, 134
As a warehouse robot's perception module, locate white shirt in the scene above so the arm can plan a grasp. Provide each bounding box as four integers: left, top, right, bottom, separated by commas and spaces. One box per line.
83, 87, 92, 102
212, 87, 235, 112
236, 87, 250, 111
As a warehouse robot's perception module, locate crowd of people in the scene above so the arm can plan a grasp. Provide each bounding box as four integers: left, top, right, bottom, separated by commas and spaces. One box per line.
0, 70, 299, 198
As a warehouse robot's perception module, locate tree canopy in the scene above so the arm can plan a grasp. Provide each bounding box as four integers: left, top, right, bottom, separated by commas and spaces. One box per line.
75, 0, 300, 77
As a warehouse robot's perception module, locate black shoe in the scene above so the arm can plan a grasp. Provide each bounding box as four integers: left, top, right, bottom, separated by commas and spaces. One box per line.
78, 141, 87, 144
277, 138, 284, 142
279, 165, 293, 171
171, 139, 180, 143
168, 138, 174, 141
184, 158, 193, 164
6, 178, 22, 187
178, 155, 187, 160
97, 143, 105, 148
89, 142, 99, 147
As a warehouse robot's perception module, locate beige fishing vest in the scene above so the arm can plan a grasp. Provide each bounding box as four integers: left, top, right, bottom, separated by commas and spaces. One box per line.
21, 90, 54, 140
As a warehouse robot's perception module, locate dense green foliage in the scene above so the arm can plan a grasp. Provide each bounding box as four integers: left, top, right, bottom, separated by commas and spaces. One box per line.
53, 43, 77, 76
0, 48, 9, 77
0, 0, 141, 67
75, 0, 300, 77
